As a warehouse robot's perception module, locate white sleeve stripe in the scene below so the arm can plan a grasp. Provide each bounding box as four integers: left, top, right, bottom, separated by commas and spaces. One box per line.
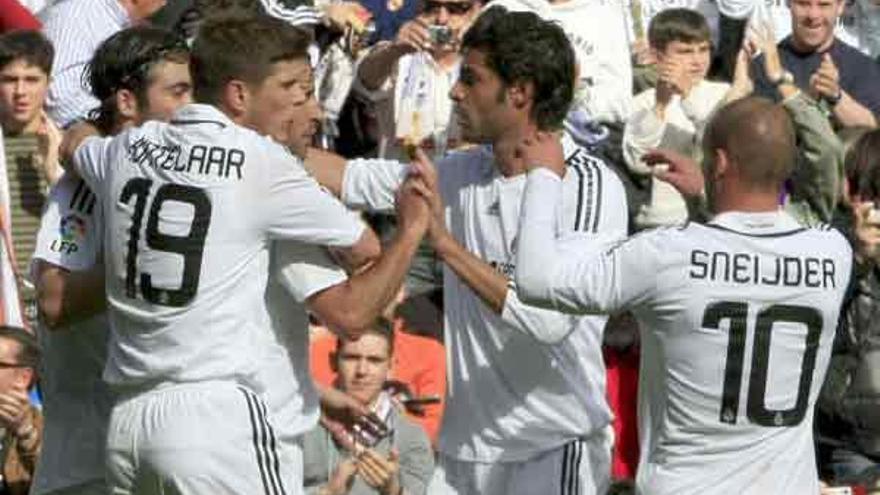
587, 160, 603, 233
569, 162, 587, 232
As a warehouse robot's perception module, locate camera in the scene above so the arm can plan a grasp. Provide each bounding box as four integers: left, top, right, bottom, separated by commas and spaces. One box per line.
428, 25, 454, 46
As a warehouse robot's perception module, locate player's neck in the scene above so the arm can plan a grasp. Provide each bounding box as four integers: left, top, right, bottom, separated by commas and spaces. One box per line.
712, 191, 781, 215
492, 122, 539, 178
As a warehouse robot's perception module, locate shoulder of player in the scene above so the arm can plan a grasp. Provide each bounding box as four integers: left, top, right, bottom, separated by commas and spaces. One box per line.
49, 174, 99, 217
561, 148, 624, 201
602, 222, 690, 257
802, 222, 853, 254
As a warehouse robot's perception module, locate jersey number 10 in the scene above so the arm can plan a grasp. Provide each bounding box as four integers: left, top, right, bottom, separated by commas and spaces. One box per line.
119, 177, 212, 307
702, 301, 822, 428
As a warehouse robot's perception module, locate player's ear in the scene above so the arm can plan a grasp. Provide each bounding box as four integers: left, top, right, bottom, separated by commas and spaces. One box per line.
508, 81, 533, 111
222, 79, 251, 118
713, 148, 730, 179
115, 88, 139, 121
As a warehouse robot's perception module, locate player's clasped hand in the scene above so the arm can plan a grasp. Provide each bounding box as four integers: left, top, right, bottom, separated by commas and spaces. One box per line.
396, 177, 432, 232
407, 149, 447, 240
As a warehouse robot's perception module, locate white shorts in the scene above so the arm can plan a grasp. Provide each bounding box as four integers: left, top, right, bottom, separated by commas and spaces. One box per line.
106, 382, 302, 495
428, 435, 611, 495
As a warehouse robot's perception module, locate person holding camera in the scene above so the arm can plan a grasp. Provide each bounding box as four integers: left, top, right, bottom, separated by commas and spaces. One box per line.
302, 320, 434, 495
355, 0, 480, 161
815, 129, 880, 493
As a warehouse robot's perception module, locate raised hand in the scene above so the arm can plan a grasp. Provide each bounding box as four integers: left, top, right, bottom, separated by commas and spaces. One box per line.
0, 389, 33, 438
407, 148, 445, 240
642, 148, 705, 198
395, 18, 432, 53
35, 110, 64, 185
810, 54, 841, 103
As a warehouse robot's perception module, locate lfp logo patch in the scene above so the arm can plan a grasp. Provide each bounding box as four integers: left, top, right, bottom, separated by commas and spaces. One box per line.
52, 214, 87, 254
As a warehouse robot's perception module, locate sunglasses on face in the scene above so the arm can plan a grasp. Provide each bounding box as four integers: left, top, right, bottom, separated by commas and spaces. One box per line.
423, 0, 473, 15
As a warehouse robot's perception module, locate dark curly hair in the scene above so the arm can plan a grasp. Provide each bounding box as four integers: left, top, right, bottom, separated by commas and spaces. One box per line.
461, 6, 575, 131
85, 26, 189, 133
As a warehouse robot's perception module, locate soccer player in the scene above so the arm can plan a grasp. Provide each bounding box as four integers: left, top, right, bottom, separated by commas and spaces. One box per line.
514, 96, 852, 494
306, 7, 628, 494
31, 25, 192, 495
63, 16, 430, 493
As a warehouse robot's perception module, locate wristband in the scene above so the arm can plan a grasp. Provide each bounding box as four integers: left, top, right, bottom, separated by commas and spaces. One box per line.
824, 89, 843, 107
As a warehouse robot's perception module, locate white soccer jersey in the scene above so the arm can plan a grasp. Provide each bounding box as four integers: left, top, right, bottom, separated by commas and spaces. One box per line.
484, 0, 633, 124
342, 134, 628, 462
516, 169, 853, 494
30, 173, 113, 494
252, 240, 348, 442
72, 103, 365, 388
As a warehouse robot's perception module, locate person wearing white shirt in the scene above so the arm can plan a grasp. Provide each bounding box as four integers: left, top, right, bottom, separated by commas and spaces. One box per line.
515, 97, 852, 495
356, 0, 480, 161
40, 0, 167, 127
624, 9, 740, 229
62, 16, 430, 493
30, 26, 191, 495
306, 8, 628, 494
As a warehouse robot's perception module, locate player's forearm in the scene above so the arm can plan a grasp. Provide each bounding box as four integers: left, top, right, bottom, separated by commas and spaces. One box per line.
36, 261, 106, 329
515, 169, 615, 316
832, 93, 878, 128
312, 225, 425, 336
515, 171, 562, 307
304, 147, 349, 197
329, 226, 382, 272
431, 227, 509, 314
358, 42, 407, 91
782, 91, 842, 223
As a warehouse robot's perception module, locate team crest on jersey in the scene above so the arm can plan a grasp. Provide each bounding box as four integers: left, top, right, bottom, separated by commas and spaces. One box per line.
52, 214, 86, 254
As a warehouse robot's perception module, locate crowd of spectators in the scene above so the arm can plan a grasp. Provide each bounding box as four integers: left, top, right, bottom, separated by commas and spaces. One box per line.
0, 0, 879, 493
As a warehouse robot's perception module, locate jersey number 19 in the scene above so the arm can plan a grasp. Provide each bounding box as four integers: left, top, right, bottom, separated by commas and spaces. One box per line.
119, 177, 212, 307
